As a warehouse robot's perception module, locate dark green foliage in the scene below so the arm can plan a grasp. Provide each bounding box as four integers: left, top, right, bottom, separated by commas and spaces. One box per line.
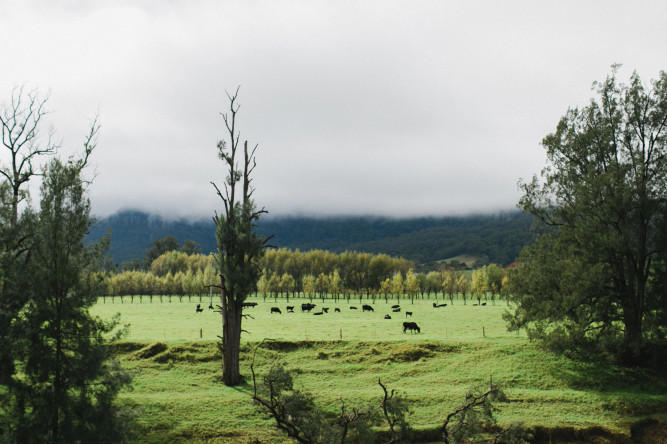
0, 182, 31, 387
1, 158, 133, 443
87, 211, 532, 267
142, 235, 180, 269
507, 67, 667, 362
180, 239, 201, 255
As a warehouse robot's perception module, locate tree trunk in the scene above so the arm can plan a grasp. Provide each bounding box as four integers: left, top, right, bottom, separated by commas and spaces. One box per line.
622, 290, 644, 362
221, 286, 243, 386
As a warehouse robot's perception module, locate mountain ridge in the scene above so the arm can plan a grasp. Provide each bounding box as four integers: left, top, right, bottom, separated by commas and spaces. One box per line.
87, 210, 534, 267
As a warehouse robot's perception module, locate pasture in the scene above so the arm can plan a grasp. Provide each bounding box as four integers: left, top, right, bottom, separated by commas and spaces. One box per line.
92, 295, 515, 343
92, 296, 667, 443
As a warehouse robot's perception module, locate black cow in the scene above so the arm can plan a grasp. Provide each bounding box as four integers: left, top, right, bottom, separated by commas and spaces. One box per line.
362, 304, 374, 312
286, 306, 294, 313
313, 311, 324, 315
384, 314, 391, 319
403, 322, 420, 333
392, 307, 401, 313
242, 302, 258, 309
350, 306, 358, 310
405, 311, 413, 317
391, 304, 400, 309
196, 304, 203, 313
322, 307, 329, 313
301, 303, 316, 312
271, 307, 282, 314
481, 302, 487, 306
433, 302, 447, 308
335, 308, 341, 313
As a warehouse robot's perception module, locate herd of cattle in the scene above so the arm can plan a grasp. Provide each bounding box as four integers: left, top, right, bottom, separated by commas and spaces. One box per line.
262, 302, 424, 333
194, 301, 453, 334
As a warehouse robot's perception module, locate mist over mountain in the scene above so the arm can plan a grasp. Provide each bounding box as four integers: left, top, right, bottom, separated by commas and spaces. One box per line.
88, 210, 534, 267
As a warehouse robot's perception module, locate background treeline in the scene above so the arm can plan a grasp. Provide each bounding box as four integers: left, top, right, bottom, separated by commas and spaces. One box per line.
99, 248, 510, 304
88, 210, 532, 267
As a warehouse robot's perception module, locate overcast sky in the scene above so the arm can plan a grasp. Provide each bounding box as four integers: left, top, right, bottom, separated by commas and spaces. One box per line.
1, 1, 666, 219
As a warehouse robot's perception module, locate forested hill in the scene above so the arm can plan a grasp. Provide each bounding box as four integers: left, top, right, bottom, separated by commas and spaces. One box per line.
88, 210, 534, 267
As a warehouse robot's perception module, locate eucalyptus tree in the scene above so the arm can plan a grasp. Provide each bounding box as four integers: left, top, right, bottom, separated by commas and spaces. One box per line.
507, 67, 667, 360
212, 88, 271, 385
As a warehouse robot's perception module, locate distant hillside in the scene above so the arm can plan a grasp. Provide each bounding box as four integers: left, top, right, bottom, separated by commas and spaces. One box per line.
88, 210, 534, 266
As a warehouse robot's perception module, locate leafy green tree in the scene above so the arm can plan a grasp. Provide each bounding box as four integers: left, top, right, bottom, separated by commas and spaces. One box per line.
404, 269, 420, 302
506, 67, 667, 360
280, 273, 295, 298
329, 269, 342, 298
380, 278, 392, 299
315, 273, 329, 298
267, 272, 280, 297
471, 267, 487, 305
426, 271, 443, 298
142, 235, 180, 270
121, 258, 142, 271
390, 272, 404, 299
442, 271, 457, 304
180, 239, 201, 255
7, 156, 132, 442
303, 275, 316, 298
457, 273, 469, 305
486, 263, 504, 305
212, 88, 270, 385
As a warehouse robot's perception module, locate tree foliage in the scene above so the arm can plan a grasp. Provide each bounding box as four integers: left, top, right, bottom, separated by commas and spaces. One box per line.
1, 152, 133, 441
506, 67, 667, 361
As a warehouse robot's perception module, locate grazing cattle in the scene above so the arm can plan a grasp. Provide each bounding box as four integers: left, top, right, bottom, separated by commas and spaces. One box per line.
313, 311, 324, 315
481, 302, 487, 306
392, 307, 401, 313
301, 303, 316, 312
286, 306, 294, 313
334, 308, 341, 313
433, 302, 447, 308
196, 304, 204, 313
208, 304, 214, 309
384, 314, 392, 319
391, 304, 400, 309
362, 304, 374, 312
242, 302, 258, 309
322, 307, 329, 313
349, 306, 358, 310
271, 307, 282, 314
403, 322, 421, 333
405, 311, 412, 317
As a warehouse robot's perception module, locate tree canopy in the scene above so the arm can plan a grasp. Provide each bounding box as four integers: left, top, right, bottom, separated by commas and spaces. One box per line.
506, 67, 667, 362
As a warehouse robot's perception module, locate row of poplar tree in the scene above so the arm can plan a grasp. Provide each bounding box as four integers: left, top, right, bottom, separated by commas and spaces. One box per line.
101, 248, 510, 303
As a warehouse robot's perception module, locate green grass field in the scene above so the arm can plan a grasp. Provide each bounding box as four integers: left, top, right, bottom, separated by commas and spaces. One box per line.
92, 296, 667, 443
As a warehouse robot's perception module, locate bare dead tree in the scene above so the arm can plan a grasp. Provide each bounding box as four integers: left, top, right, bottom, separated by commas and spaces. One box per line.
212, 87, 272, 386
0, 86, 58, 226
441, 383, 506, 444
